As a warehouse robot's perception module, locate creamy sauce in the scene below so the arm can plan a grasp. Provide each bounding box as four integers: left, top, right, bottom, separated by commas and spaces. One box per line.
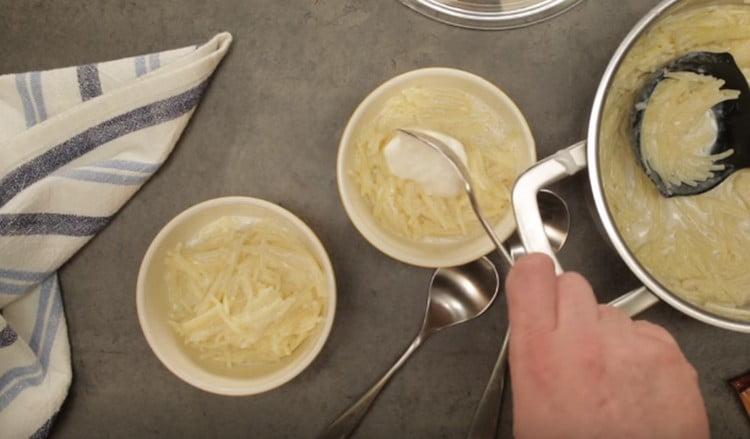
383, 129, 468, 197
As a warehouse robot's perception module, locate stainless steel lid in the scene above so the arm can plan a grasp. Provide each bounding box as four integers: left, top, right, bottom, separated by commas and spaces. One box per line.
399, 0, 584, 30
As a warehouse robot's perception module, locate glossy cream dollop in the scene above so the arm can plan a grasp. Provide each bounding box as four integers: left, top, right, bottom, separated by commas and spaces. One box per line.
383, 129, 468, 197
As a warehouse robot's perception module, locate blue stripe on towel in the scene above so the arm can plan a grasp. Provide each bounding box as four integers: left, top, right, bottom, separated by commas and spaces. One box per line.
148, 53, 160, 71
134, 55, 147, 77
0, 269, 50, 283
30, 413, 57, 439
0, 80, 207, 208
29, 71, 48, 122
57, 169, 149, 186
76, 64, 102, 101
14, 73, 36, 128
0, 281, 31, 295
92, 159, 160, 174
0, 279, 63, 411
0, 213, 110, 237
0, 326, 18, 348
28, 277, 53, 355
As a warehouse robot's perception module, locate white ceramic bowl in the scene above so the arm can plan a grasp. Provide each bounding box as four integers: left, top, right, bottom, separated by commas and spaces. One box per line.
337, 68, 536, 267
136, 197, 336, 396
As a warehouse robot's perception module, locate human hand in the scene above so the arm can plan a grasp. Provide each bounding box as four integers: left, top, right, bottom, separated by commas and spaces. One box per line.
506, 254, 709, 439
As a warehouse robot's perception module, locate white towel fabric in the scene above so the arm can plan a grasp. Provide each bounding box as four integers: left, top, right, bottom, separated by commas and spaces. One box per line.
0, 32, 232, 438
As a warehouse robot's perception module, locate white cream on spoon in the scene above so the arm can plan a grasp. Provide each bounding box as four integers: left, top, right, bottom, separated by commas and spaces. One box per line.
383, 129, 468, 197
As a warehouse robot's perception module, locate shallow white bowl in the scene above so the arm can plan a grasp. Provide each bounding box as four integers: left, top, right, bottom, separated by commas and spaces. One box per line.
337, 67, 536, 267
136, 197, 336, 396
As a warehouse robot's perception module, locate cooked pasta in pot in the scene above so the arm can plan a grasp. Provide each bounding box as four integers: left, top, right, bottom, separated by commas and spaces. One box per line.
600, 4, 750, 319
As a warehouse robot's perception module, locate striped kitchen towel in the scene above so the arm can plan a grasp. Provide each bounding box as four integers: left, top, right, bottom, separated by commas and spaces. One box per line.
0, 32, 232, 438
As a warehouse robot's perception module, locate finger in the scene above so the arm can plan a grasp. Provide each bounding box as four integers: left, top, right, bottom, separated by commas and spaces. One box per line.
633, 320, 679, 347
556, 272, 599, 329
506, 253, 558, 337
598, 304, 632, 325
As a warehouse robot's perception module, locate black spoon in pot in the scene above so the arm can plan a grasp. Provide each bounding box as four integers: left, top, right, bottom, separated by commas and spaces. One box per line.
632, 51, 750, 197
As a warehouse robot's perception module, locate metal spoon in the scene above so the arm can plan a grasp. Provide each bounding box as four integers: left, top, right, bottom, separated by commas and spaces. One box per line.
397, 129, 514, 268
318, 257, 500, 439
632, 51, 750, 197
397, 129, 571, 438
467, 190, 570, 439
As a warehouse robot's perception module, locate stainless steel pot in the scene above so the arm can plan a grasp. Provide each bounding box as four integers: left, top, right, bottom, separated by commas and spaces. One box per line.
512, 0, 750, 333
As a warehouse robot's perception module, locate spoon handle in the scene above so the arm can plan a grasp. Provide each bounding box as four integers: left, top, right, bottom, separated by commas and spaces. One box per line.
466, 329, 510, 439
318, 330, 429, 439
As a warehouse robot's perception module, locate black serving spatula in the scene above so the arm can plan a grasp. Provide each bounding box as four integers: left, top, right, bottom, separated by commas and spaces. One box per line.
632, 52, 750, 197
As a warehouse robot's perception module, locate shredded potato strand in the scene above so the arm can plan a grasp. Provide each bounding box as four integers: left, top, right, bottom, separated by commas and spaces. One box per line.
165, 217, 327, 367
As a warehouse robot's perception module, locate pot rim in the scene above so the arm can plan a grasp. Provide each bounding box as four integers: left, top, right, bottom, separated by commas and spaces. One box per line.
398, 0, 583, 31
587, 0, 750, 332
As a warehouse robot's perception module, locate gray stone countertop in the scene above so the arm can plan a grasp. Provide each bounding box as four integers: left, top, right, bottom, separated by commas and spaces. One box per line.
2, 0, 749, 437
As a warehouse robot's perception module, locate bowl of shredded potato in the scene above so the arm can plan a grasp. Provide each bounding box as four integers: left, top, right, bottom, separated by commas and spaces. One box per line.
338, 68, 536, 267
136, 197, 336, 395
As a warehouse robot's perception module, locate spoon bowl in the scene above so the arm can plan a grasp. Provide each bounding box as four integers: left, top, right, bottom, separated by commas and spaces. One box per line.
425, 258, 500, 331
507, 190, 570, 260
632, 51, 750, 197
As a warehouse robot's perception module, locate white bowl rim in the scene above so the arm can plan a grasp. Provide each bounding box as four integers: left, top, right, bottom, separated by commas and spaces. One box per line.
337, 67, 536, 267
136, 196, 337, 396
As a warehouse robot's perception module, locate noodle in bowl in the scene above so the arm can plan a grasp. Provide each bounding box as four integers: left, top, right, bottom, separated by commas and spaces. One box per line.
338, 68, 536, 268
136, 197, 336, 395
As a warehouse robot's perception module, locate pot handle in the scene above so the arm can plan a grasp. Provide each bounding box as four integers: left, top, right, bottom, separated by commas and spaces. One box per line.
512, 141, 659, 317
